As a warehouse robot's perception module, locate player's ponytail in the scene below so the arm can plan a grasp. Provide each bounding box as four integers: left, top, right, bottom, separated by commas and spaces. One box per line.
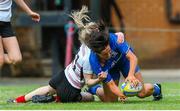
70, 6, 99, 44
70, 6, 90, 29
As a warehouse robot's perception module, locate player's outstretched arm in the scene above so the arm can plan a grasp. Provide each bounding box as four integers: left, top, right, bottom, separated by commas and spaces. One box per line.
125, 50, 139, 86
106, 80, 127, 102
13, 0, 40, 22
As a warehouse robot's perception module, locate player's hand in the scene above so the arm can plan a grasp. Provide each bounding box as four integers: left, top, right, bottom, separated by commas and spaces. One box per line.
29, 11, 40, 22
119, 94, 127, 103
98, 72, 107, 81
125, 75, 139, 87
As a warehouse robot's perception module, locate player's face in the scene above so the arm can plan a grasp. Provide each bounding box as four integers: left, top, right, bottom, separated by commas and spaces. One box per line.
97, 45, 111, 60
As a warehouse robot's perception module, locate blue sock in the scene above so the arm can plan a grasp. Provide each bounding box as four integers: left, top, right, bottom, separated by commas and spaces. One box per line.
88, 84, 101, 95
153, 84, 160, 96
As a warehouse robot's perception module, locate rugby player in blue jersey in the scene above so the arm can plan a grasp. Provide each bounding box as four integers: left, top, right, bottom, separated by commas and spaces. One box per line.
70, 6, 162, 102
86, 27, 162, 101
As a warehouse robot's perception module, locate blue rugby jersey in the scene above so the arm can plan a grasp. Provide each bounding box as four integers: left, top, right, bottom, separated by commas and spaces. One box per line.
89, 33, 131, 83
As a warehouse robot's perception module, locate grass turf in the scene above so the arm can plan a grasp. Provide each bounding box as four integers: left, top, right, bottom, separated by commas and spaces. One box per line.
0, 82, 180, 110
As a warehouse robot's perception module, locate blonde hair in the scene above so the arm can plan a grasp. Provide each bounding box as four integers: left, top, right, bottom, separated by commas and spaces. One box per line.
70, 6, 99, 44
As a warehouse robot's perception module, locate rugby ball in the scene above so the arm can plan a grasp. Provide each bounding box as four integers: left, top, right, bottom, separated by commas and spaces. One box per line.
120, 82, 143, 97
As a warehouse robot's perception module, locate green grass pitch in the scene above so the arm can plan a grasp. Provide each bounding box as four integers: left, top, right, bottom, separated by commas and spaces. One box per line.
0, 82, 180, 110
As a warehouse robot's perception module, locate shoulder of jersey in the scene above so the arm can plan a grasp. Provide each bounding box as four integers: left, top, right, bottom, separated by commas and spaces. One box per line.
115, 32, 125, 44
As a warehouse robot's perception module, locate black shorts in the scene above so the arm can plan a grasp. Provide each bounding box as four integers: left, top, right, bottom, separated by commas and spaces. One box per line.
0, 21, 15, 38
49, 70, 82, 103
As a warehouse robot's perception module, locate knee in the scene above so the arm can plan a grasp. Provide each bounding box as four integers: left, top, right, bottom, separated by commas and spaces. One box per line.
81, 92, 95, 102
47, 85, 56, 94
9, 54, 22, 64
145, 83, 154, 94
137, 84, 154, 98
137, 87, 148, 98
85, 93, 95, 102
137, 91, 146, 98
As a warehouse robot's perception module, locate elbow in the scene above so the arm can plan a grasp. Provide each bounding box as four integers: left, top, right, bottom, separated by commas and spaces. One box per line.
130, 52, 138, 64
85, 80, 90, 87
85, 82, 92, 87
85, 80, 94, 87
127, 51, 138, 64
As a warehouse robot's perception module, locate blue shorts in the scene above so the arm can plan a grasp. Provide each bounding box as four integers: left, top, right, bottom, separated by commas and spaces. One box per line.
108, 57, 140, 81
